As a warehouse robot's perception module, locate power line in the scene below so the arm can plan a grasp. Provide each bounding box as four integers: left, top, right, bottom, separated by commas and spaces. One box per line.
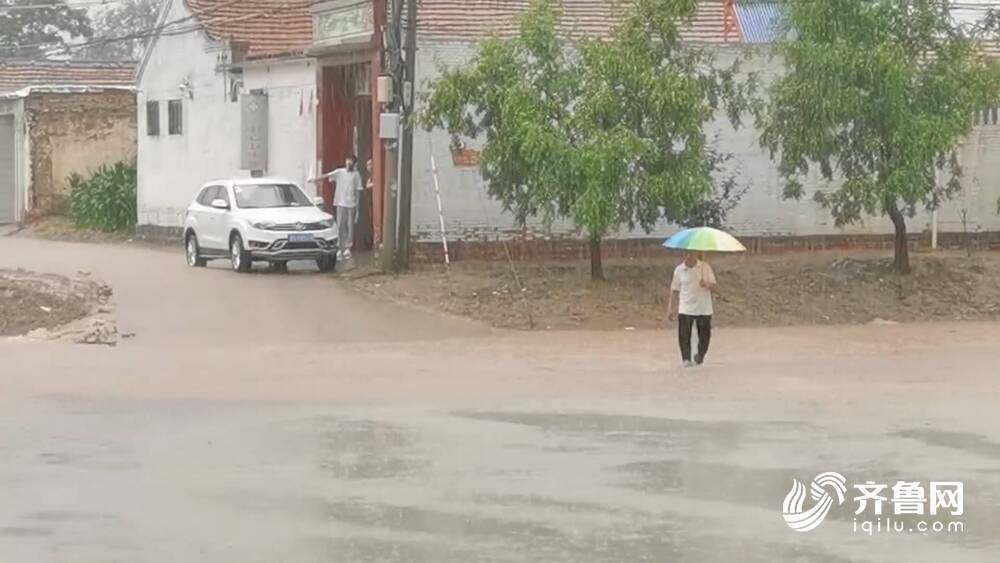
1, 0, 325, 58
7, 0, 1000, 59
0, 0, 125, 12
0, 0, 242, 55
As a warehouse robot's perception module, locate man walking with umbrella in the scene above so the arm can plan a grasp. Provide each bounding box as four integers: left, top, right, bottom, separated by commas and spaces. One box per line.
663, 227, 745, 367
668, 251, 717, 367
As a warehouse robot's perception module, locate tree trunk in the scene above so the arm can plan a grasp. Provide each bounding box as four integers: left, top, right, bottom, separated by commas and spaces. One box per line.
884, 199, 911, 275
589, 233, 605, 281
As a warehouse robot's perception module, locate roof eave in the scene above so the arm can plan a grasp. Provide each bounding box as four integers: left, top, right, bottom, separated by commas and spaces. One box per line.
0, 85, 137, 99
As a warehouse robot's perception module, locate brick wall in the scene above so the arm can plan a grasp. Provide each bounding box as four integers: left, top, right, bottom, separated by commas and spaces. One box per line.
413, 231, 1000, 264
25, 91, 137, 216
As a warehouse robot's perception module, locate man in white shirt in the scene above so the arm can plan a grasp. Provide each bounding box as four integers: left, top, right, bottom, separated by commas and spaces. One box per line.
667, 251, 718, 367
310, 155, 365, 260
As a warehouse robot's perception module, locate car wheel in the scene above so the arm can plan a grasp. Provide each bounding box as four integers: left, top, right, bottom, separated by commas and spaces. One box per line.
230, 233, 252, 273
185, 233, 208, 267
270, 261, 288, 273
317, 254, 337, 273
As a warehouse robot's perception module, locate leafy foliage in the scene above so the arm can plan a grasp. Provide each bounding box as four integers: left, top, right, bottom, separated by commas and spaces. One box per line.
0, 0, 92, 58
76, 0, 162, 61
421, 0, 756, 279
760, 0, 1000, 273
68, 161, 137, 233
678, 150, 749, 229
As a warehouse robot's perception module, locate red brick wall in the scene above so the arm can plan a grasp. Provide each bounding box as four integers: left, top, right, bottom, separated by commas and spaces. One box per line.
412, 231, 1000, 264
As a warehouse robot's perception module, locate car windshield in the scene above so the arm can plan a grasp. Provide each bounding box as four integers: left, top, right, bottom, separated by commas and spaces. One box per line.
234, 184, 311, 209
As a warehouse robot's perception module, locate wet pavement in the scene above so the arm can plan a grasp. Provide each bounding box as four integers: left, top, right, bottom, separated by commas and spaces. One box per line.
1, 237, 999, 562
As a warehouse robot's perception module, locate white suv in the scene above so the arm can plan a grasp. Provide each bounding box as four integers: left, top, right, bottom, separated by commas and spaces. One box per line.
183, 178, 338, 273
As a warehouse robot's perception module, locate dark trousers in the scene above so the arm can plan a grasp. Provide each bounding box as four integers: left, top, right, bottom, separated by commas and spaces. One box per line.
678, 314, 712, 363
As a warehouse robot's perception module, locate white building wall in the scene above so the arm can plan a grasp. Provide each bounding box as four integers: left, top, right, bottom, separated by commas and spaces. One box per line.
0, 98, 30, 223
137, 0, 317, 228
244, 62, 318, 198
413, 41, 1000, 242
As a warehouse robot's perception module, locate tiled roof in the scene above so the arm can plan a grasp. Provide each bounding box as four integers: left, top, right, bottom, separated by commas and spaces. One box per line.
185, 0, 313, 59
417, 0, 743, 43
0, 61, 135, 95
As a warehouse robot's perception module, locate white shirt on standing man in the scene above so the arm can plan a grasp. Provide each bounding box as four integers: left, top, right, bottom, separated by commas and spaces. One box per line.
670, 259, 717, 316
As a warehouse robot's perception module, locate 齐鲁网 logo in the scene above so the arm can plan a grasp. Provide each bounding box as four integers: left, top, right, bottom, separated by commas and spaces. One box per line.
782, 472, 848, 532
782, 472, 965, 535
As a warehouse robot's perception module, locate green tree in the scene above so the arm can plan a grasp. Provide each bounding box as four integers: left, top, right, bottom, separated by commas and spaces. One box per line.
0, 0, 92, 58
421, 0, 755, 280
761, 0, 1000, 274
77, 0, 162, 61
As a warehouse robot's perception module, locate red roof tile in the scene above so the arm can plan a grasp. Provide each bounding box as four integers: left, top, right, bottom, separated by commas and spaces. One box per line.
185, 0, 313, 59
180, 0, 737, 60
0, 61, 135, 95
417, 0, 739, 43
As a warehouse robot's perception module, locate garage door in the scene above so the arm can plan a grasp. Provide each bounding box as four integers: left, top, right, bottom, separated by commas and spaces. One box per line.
0, 115, 15, 223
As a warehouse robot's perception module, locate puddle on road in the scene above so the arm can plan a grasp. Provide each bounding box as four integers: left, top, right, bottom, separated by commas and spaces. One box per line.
0, 526, 53, 538
616, 459, 795, 511
322, 499, 856, 563
894, 429, 1000, 459
317, 418, 428, 480
453, 410, 810, 450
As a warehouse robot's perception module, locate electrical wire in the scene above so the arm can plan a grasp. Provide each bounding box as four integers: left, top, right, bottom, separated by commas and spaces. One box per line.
1, 0, 335, 58
5, 0, 1000, 59
0, 1, 126, 11
0, 0, 245, 55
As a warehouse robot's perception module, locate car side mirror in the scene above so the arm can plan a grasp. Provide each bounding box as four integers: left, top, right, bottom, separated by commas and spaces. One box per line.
211, 198, 229, 210
312, 196, 324, 206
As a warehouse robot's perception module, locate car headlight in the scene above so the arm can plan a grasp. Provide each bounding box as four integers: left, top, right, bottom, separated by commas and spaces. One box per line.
318, 219, 334, 229
251, 221, 274, 230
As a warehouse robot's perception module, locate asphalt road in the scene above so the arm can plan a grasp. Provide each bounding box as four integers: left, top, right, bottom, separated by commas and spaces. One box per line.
1, 236, 999, 562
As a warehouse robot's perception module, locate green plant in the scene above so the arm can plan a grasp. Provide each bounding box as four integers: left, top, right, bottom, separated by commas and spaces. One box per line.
421, 0, 756, 280
68, 161, 137, 232
760, 0, 1000, 274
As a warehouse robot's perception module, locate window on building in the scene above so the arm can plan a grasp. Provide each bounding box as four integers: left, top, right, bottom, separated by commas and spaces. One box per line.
168, 99, 183, 135
146, 101, 160, 136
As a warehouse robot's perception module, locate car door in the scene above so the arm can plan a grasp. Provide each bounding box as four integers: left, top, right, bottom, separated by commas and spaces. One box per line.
198, 186, 226, 250
188, 186, 215, 247
210, 185, 233, 249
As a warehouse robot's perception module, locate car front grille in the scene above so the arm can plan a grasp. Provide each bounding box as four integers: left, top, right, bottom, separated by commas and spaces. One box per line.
282, 241, 321, 250
269, 223, 326, 232
270, 239, 322, 249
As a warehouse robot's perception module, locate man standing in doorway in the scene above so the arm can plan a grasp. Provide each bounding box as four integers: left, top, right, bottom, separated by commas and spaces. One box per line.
667, 251, 717, 367
311, 155, 365, 260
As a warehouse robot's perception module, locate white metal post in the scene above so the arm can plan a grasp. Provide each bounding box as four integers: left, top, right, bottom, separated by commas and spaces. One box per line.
932, 209, 939, 250
430, 155, 450, 266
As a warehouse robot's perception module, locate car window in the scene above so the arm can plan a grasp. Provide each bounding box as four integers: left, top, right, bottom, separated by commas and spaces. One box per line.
216, 186, 231, 206
233, 184, 311, 209
196, 186, 217, 206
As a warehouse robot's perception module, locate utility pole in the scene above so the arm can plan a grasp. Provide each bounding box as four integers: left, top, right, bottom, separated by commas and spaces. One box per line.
396, 0, 417, 271
380, 0, 404, 274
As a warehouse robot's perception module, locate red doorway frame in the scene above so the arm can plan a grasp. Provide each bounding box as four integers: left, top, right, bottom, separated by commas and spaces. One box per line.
313, 2, 386, 250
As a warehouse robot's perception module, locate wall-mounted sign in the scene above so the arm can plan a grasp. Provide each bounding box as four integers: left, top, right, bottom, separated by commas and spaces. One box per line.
241, 92, 268, 171
314, 1, 374, 47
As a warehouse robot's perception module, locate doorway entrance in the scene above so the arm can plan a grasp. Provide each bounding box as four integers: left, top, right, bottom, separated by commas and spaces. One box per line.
318, 62, 373, 251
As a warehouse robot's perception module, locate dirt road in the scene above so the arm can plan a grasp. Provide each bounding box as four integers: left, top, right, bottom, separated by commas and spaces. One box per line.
1, 237, 998, 562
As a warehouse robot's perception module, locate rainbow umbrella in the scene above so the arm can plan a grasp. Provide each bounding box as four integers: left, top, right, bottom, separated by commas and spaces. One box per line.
662, 226, 746, 252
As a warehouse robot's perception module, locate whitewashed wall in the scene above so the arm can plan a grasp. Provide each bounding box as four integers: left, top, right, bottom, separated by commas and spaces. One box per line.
413, 41, 1000, 242
137, 0, 317, 228
0, 98, 29, 223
